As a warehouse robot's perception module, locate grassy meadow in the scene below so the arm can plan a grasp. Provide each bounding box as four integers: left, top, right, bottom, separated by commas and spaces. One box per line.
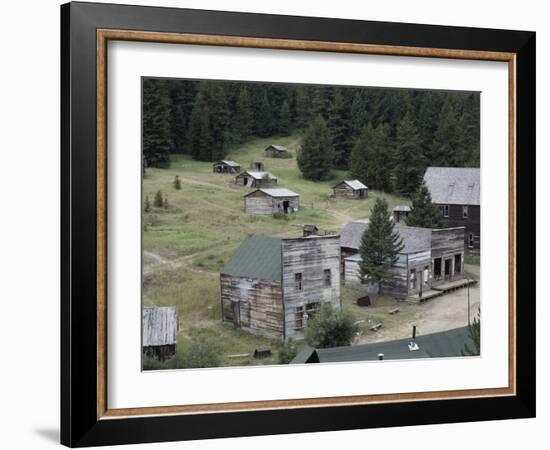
143, 133, 410, 368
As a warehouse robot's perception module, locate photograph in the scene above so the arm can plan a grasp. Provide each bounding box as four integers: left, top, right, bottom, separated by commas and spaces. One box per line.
141, 78, 481, 370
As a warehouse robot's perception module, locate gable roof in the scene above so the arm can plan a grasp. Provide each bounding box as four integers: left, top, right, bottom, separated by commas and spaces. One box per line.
336, 179, 368, 190
142, 306, 178, 347
423, 167, 480, 205
221, 236, 282, 282
237, 170, 277, 180
291, 326, 473, 363
266, 144, 288, 152
215, 160, 240, 167
245, 188, 299, 198
338, 221, 431, 254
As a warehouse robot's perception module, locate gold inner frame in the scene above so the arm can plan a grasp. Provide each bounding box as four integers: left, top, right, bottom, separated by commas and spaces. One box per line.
96, 29, 517, 420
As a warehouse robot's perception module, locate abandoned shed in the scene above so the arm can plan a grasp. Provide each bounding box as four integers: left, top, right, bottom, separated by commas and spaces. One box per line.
250, 161, 265, 171
264, 144, 290, 157
339, 221, 467, 301
213, 160, 241, 174
235, 170, 278, 188
244, 188, 299, 215
303, 224, 319, 237
291, 326, 475, 363
220, 234, 341, 340
333, 180, 368, 199
393, 205, 411, 223
423, 166, 480, 253
142, 306, 178, 361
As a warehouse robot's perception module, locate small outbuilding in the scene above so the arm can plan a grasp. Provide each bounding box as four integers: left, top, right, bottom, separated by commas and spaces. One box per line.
142, 306, 178, 361
244, 188, 299, 215
333, 180, 368, 199
213, 160, 241, 174
250, 161, 265, 171
235, 170, 278, 188
264, 144, 290, 158
393, 205, 411, 223
303, 224, 319, 237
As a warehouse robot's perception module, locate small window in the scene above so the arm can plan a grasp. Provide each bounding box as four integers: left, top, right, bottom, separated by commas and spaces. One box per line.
462, 205, 469, 218
294, 306, 304, 330
306, 302, 321, 320
323, 269, 332, 287
294, 273, 303, 291
468, 233, 475, 249
442, 205, 450, 218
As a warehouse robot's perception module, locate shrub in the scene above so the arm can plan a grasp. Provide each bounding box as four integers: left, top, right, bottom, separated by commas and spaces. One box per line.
278, 339, 298, 364
178, 338, 220, 369
305, 304, 359, 349
163, 195, 169, 210
173, 175, 182, 190
153, 190, 164, 207
144, 195, 151, 213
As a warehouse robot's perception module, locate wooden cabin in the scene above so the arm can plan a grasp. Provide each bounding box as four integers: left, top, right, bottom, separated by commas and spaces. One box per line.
339, 222, 466, 301
423, 167, 480, 253
333, 180, 368, 199
303, 224, 319, 237
235, 170, 278, 188
264, 144, 290, 158
142, 306, 178, 361
393, 205, 411, 223
244, 188, 299, 215
220, 235, 341, 340
213, 160, 241, 174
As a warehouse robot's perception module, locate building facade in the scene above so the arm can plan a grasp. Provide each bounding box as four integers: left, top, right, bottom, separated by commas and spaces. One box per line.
244, 188, 299, 215
142, 306, 178, 361
212, 160, 241, 174
423, 167, 480, 253
220, 235, 341, 340
333, 179, 369, 199
235, 170, 278, 188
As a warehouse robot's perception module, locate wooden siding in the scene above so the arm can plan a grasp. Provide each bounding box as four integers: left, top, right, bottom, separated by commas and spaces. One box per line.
281, 236, 341, 339
333, 183, 368, 199
235, 174, 276, 188
244, 191, 299, 215
220, 274, 284, 339
436, 204, 480, 251
213, 163, 240, 174
431, 227, 466, 286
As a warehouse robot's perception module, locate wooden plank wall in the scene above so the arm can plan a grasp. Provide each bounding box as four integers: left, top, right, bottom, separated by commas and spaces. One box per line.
431, 227, 466, 286
281, 236, 341, 339
244, 192, 274, 215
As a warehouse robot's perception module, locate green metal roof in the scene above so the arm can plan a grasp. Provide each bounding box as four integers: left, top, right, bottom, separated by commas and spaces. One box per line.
291, 327, 474, 364
221, 236, 282, 282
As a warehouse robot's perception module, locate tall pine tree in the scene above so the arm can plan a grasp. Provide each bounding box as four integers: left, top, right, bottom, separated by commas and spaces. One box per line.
202, 82, 229, 161
327, 88, 353, 169
394, 110, 424, 196
406, 181, 443, 228
142, 79, 172, 167
278, 100, 291, 136
294, 86, 311, 130
431, 95, 465, 166
297, 115, 334, 181
233, 87, 253, 143
359, 197, 404, 294
187, 92, 214, 161
255, 89, 275, 137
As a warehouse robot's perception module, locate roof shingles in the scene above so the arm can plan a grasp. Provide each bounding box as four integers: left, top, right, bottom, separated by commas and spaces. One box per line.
423, 167, 480, 205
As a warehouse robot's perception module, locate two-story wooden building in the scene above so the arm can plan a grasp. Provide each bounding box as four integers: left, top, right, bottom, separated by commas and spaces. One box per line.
220, 235, 341, 340
423, 167, 480, 253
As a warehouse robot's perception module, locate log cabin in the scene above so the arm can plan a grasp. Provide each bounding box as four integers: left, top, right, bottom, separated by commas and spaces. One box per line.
220, 235, 341, 340
264, 144, 290, 157
142, 306, 178, 361
212, 160, 241, 174
235, 170, 278, 188
339, 221, 466, 301
244, 188, 299, 215
423, 167, 480, 253
393, 205, 411, 223
333, 179, 368, 199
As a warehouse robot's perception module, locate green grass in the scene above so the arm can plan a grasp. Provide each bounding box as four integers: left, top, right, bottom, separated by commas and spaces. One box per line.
143, 133, 410, 368
464, 254, 480, 266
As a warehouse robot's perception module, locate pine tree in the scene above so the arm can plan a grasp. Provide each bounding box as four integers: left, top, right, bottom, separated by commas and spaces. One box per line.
294, 86, 311, 130
142, 79, 172, 167
416, 91, 444, 162
349, 125, 371, 186
359, 197, 404, 294
278, 100, 291, 136
406, 181, 443, 228
187, 92, 214, 161
297, 115, 334, 181
163, 195, 169, 210
203, 83, 229, 161
327, 89, 353, 169
233, 87, 253, 143
350, 91, 369, 137
394, 111, 424, 196
173, 175, 181, 190
144, 195, 151, 213
311, 87, 332, 120
255, 89, 275, 137
462, 307, 480, 356
430, 96, 466, 166
168, 82, 187, 154
153, 190, 163, 208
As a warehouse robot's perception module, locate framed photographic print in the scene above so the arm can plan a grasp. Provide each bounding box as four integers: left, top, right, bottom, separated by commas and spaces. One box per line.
60, 1, 536, 447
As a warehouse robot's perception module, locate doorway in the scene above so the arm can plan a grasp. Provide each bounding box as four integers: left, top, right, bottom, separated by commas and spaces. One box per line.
444, 258, 452, 280
231, 301, 240, 327
283, 200, 290, 213
454, 254, 462, 274
433, 258, 442, 280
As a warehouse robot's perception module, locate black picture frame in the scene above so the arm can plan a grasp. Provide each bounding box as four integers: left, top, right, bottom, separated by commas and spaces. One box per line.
61, 1, 536, 447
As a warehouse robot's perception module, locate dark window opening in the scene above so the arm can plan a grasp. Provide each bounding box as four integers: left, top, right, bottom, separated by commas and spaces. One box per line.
324, 269, 332, 287
454, 254, 462, 274
468, 233, 475, 248
434, 258, 442, 280
442, 205, 450, 218
462, 205, 469, 218
295, 273, 303, 291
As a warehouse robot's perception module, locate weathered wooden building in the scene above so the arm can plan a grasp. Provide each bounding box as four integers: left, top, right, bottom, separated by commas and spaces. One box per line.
423, 167, 480, 253
220, 235, 341, 340
264, 144, 290, 158
212, 160, 241, 174
235, 170, 278, 188
339, 221, 466, 301
142, 306, 178, 361
250, 161, 265, 171
393, 205, 411, 223
303, 224, 319, 237
244, 188, 299, 215
333, 180, 368, 199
